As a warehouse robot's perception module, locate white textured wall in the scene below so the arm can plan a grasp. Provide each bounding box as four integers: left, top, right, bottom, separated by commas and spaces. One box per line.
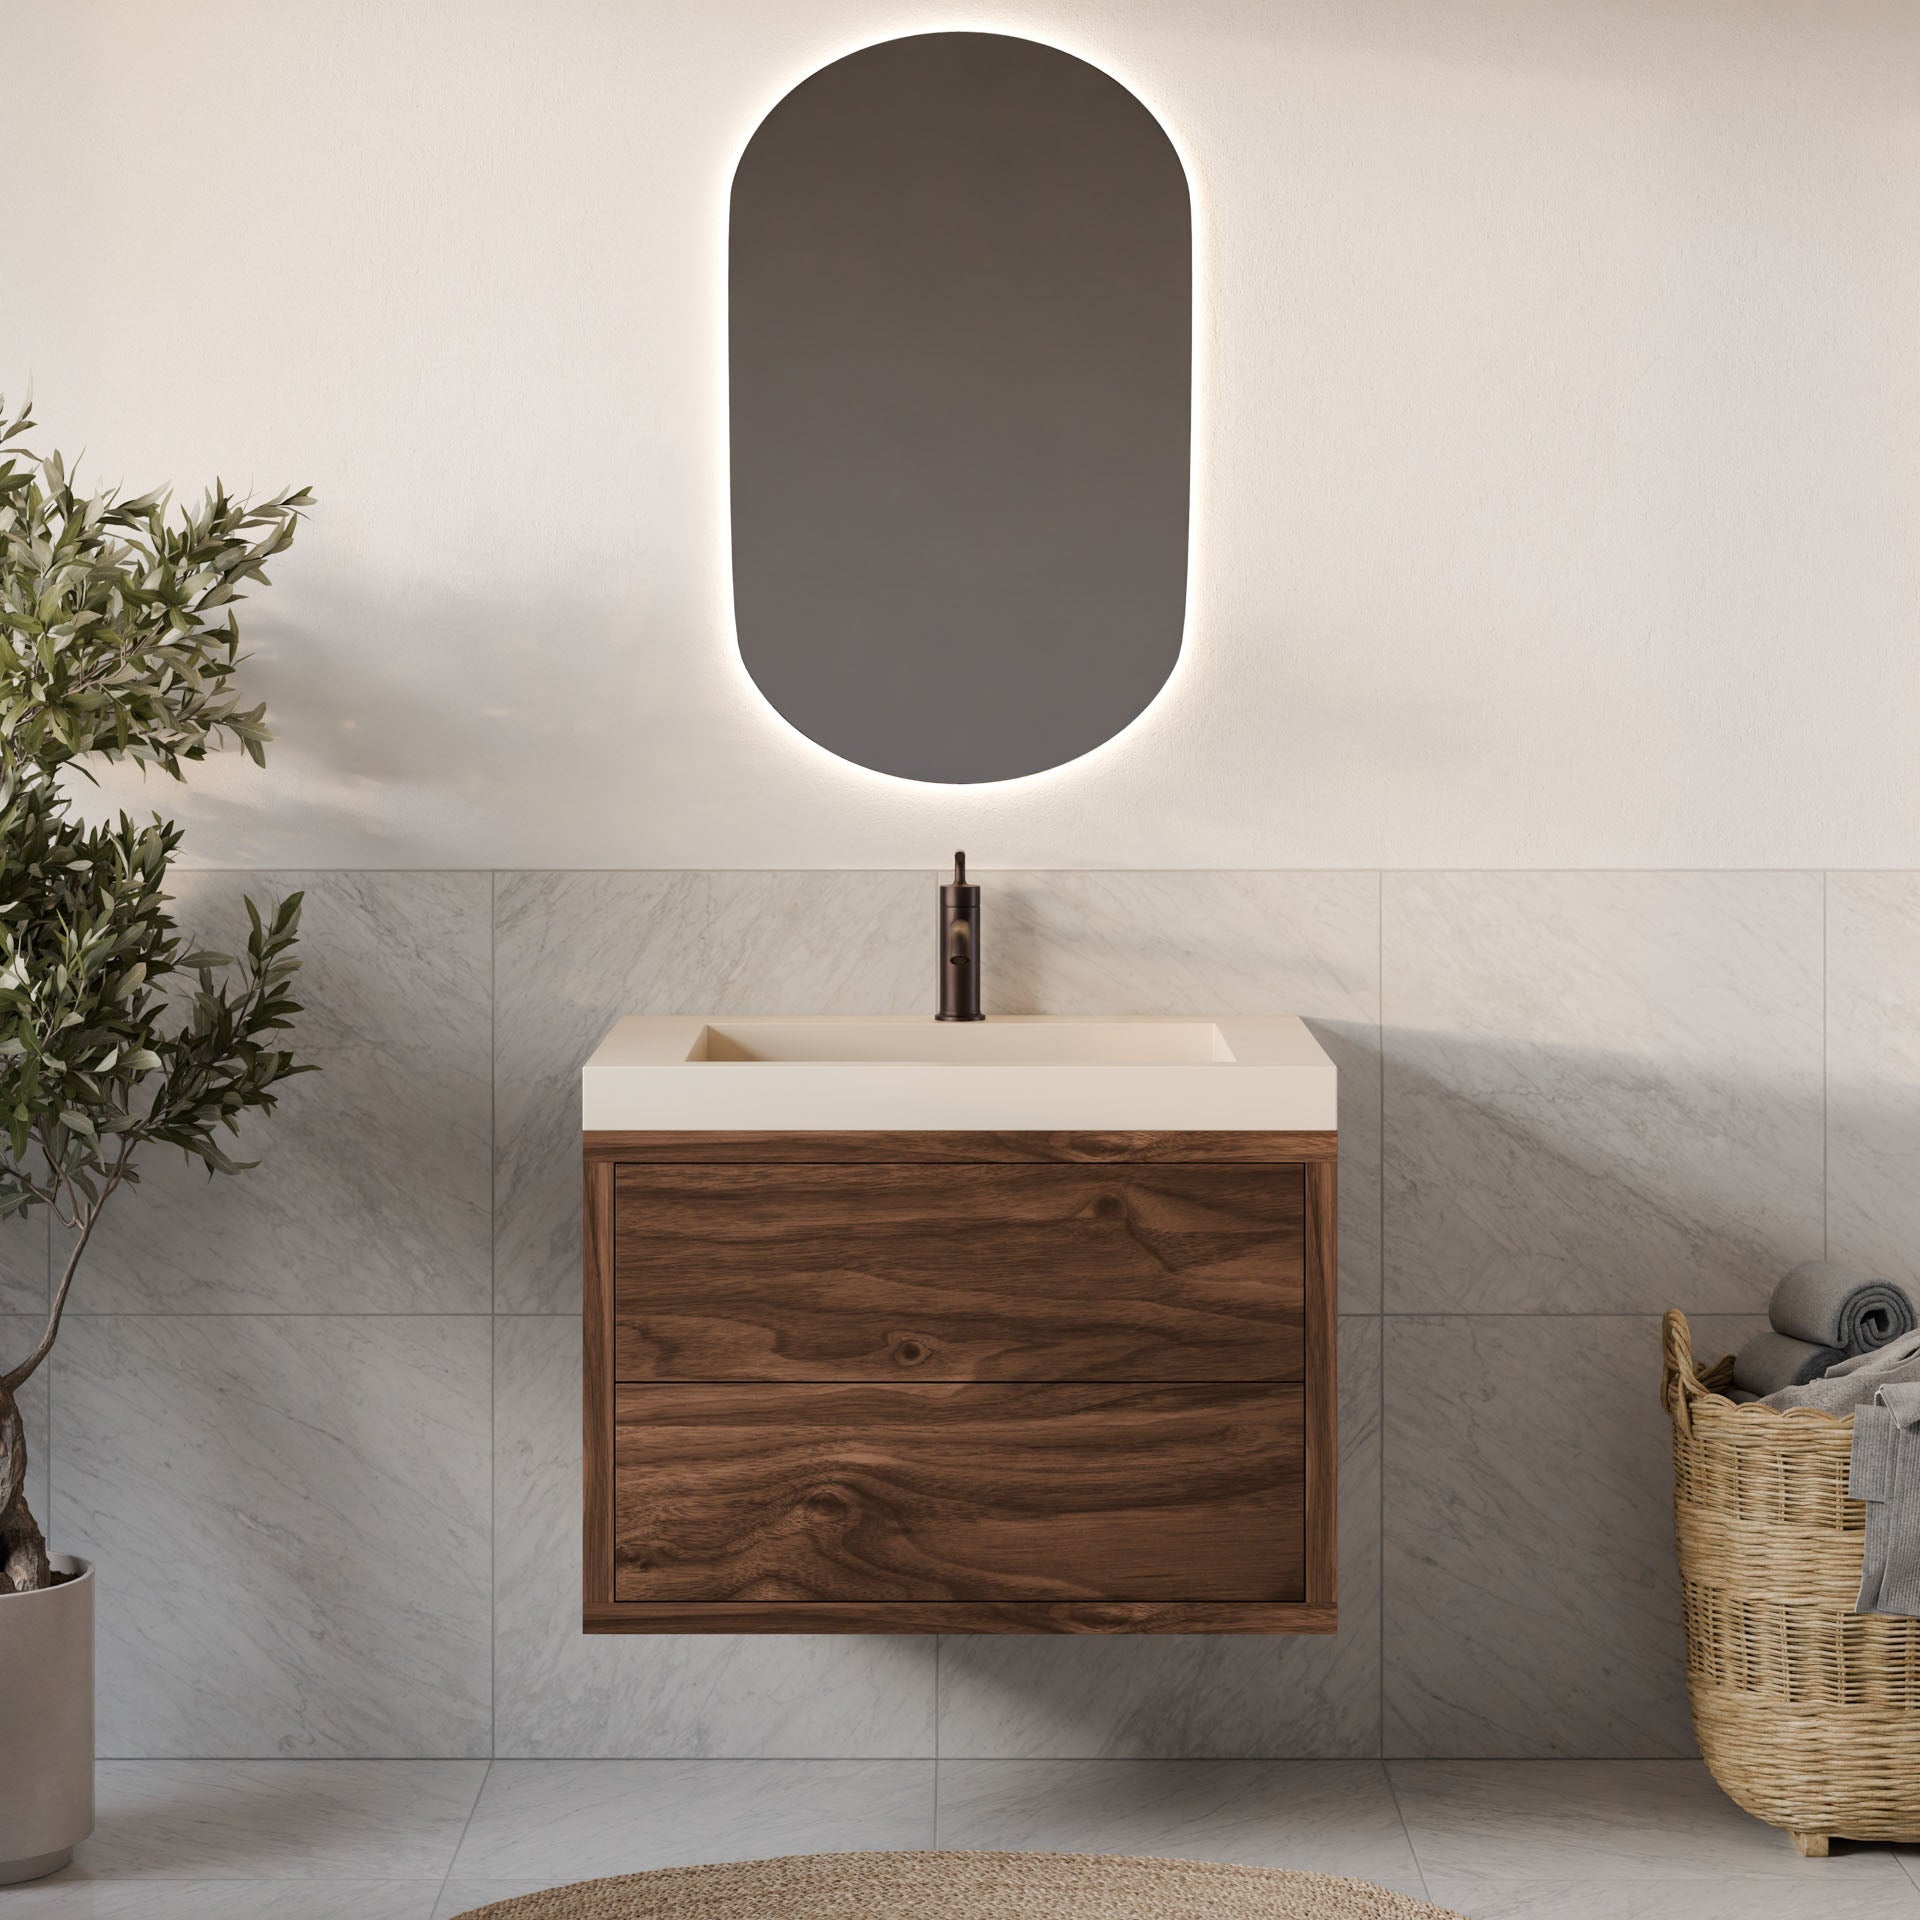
8, 0, 1919, 869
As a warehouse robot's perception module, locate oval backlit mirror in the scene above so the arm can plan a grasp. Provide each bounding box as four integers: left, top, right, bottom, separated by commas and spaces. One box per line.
729, 32, 1192, 784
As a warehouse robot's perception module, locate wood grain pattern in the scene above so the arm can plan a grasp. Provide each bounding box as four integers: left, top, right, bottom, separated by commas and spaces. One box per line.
612, 1381, 1303, 1605
583, 1128, 1337, 1636
586, 1129, 1337, 1164
583, 1598, 1338, 1635
613, 1162, 1304, 1383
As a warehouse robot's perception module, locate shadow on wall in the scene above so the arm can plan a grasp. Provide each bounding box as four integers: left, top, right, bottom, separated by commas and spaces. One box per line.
1380, 1035, 1829, 1315
74, 868, 493, 1317
71, 572, 717, 867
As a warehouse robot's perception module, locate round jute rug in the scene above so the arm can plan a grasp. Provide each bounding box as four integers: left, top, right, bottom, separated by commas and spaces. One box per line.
448, 1849, 1465, 1920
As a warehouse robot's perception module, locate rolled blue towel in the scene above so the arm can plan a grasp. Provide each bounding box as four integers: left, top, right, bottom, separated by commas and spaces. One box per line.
1772, 1260, 1917, 1355
1733, 1327, 1846, 1398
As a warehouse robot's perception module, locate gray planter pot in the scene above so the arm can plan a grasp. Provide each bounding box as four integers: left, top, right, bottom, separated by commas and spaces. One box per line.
0, 1555, 93, 1885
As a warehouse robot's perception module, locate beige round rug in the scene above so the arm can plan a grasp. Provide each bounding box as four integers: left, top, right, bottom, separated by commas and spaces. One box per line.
449, 1850, 1464, 1919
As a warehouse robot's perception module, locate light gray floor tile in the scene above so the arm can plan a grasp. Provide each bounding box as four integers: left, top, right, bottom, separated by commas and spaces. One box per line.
80, 871, 492, 1312
70, 1760, 486, 1878
1390, 1760, 1916, 1890
1904, 1852, 1920, 1897
937, 1317, 1381, 1757
55, 1318, 492, 1756
1383, 1317, 1697, 1758
1421, 1876, 1920, 1919
934, 1759, 1425, 1895
492, 1316, 936, 1757
2, 1880, 445, 1918
1828, 873, 1920, 1289
448, 1760, 934, 1880
981, 871, 1383, 1310
0, 1206, 48, 1316
492, 870, 927, 1312
2, 1313, 49, 1540
1382, 872, 1824, 1313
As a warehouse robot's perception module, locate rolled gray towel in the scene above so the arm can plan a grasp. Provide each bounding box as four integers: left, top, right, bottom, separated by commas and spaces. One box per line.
1772, 1259, 1916, 1354
1733, 1328, 1846, 1397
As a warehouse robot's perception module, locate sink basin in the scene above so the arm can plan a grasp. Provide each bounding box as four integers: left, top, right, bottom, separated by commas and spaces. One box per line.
698, 1018, 1229, 1065
582, 1015, 1335, 1133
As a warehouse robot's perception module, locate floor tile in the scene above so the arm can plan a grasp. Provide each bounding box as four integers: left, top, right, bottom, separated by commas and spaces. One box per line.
937, 1317, 1381, 1757
981, 870, 1383, 1310
55, 1318, 492, 1756
1382, 871, 1824, 1313
492, 1316, 935, 1757
435, 1885, 553, 1920
448, 1760, 934, 1880
934, 1759, 1426, 1895
70, 1760, 486, 1878
1389, 1760, 1917, 1891
80, 871, 492, 1312
0, 1882, 444, 1919
1383, 1318, 1700, 1758
492, 870, 926, 1312
1827, 873, 1920, 1290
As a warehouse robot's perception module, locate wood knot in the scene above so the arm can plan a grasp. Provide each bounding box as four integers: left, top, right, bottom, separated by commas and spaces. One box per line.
890, 1335, 934, 1367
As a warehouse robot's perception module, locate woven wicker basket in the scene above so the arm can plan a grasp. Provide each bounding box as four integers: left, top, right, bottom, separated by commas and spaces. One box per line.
1663, 1309, 1920, 1856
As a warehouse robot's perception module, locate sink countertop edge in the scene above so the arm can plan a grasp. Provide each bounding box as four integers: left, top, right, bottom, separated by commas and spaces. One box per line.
581, 1015, 1337, 1134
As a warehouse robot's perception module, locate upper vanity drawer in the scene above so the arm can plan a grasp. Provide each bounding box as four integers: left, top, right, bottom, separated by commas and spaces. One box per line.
612, 1162, 1304, 1383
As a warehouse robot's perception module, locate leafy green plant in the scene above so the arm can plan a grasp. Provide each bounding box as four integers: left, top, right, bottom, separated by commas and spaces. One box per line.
0, 399, 314, 1593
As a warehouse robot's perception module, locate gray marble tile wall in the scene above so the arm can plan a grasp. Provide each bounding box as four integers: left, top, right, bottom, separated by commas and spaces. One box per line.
5, 867, 1909, 1759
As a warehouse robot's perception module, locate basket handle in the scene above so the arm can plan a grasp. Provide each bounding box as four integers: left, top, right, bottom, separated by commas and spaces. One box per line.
1663, 1308, 1709, 1436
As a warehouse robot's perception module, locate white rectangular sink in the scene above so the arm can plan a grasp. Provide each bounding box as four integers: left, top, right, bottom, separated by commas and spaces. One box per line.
698, 1018, 1230, 1065
582, 1015, 1335, 1133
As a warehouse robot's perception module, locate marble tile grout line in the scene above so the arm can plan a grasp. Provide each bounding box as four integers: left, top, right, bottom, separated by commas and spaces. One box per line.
1822, 869, 1830, 1261
161, 865, 1877, 876
1376, 868, 1386, 1758
43, 1204, 53, 1570
490, 868, 499, 1763
435, 1756, 494, 1910
1378, 1761, 1432, 1901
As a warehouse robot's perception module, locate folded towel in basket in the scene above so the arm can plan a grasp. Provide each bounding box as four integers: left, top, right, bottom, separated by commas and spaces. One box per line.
1771, 1260, 1917, 1354
1850, 1382, 1920, 1618
1763, 1329, 1920, 1413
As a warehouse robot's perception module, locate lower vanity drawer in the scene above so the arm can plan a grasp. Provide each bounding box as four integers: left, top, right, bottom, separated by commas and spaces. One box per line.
611, 1381, 1304, 1605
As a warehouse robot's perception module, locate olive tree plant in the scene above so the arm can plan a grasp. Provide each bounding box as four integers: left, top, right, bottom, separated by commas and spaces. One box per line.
0, 400, 314, 1592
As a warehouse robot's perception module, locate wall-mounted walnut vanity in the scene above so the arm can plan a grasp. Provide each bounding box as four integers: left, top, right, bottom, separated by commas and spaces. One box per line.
581, 1016, 1336, 1635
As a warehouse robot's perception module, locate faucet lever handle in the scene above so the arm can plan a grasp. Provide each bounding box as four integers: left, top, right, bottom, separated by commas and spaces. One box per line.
953, 851, 966, 885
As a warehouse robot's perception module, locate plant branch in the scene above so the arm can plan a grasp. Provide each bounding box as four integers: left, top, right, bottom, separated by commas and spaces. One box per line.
1, 1142, 127, 1394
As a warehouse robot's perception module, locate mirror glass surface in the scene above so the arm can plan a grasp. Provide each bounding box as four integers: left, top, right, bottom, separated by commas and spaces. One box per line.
730, 31, 1192, 783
